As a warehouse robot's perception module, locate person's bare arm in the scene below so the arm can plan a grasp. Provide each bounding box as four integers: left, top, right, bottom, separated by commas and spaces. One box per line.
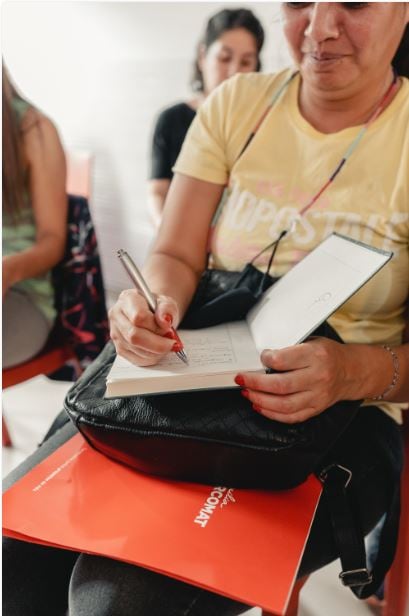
144, 173, 225, 319
343, 339, 409, 402
2, 114, 67, 296
147, 179, 171, 229
109, 173, 225, 365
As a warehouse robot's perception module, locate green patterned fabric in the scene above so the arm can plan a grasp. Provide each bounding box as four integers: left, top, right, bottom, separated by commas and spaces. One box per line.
2, 96, 56, 323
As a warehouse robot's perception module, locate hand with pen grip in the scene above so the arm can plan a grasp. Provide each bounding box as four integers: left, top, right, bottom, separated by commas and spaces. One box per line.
109, 288, 183, 367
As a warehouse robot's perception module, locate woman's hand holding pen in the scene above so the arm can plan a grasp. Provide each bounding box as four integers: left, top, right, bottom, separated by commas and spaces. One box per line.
109, 289, 182, 366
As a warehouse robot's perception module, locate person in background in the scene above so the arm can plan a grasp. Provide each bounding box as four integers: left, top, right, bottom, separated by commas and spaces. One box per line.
147, 8, 265, 228
2, 65, 67, 368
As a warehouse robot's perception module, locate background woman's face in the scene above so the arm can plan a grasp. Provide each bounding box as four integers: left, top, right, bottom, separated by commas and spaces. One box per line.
200, 28, 259, 95
282, 2, 409, 92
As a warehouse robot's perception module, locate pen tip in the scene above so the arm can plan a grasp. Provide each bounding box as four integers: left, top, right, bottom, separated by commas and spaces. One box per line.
177, 350, 189, 365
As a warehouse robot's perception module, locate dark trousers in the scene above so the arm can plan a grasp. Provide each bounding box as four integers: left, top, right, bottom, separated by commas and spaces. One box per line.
3, 406, 403, 616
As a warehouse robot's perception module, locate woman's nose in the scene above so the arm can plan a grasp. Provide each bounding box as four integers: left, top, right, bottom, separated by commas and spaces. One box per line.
227, 60, 246, 77
304, 2, 341, 43
227, 61, 239, 77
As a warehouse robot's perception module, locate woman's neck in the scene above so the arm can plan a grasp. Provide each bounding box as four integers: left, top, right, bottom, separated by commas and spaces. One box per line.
298, 69, 398, 134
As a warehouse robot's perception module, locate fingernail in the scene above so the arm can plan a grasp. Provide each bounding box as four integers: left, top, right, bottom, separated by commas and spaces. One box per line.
164, 314, 173, 324
253, 405, 262, 414
172, 342, 182, 352
234, 375, 245, 387
164, 330, 177, 340
172, 330, 183, 345
262, 349, 275, 363
241, 389, 250, 399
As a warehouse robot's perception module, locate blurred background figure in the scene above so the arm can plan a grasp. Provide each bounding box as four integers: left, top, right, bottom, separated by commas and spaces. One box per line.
2, 64, 67, 368
147, 7, 265, 228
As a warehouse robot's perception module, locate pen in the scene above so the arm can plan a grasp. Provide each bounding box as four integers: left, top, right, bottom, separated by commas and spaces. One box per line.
117, 249, 189, 365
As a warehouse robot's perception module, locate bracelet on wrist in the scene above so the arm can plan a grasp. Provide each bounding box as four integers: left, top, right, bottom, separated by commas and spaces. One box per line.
372, 345, 399, 401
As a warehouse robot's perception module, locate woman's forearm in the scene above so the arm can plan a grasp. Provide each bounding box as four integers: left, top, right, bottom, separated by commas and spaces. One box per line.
342, 342, 409, 403
140, 174, 224, 323
143, 251, 203, 326
3, 233, 65, 290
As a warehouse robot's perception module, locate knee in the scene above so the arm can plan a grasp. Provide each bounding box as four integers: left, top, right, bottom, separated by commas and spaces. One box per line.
69, 555, 201, 616
69, 554, 146, 616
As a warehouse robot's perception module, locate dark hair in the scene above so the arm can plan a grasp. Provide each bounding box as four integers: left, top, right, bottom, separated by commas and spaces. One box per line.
392, 23, 409, 78
191, 8, 265, 92
2, 63, 39, 221
2, 65, 27, 219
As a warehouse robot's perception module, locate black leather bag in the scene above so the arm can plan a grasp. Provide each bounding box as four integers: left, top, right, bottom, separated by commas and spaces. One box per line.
64, 268, 361, 490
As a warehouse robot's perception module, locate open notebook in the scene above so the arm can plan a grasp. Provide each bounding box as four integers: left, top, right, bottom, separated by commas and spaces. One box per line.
106, 233, 392, 398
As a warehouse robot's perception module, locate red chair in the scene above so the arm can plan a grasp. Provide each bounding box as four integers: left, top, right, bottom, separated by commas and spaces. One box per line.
2, 152, 92, 447
384, 413, 409, 616
2, 417, 12, 447
2, 342, 79, 446
2, 330, 77, 391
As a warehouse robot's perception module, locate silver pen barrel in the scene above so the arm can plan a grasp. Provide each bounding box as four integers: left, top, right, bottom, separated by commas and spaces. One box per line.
117, 249, 157, 312
117, 249, 189, 365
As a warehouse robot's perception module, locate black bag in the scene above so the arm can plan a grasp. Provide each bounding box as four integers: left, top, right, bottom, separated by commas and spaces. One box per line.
64, 268, 361, 490
63, 268, 402, 598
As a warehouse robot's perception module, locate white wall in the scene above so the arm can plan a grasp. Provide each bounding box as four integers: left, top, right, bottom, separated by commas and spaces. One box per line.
2, 1, 291, 294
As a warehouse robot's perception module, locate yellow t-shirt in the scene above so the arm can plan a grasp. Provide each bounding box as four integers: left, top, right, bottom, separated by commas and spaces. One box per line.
174, 68, 409, 424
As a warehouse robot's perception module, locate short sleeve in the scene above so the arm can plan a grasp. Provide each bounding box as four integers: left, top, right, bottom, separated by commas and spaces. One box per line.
173, 83, 232, 185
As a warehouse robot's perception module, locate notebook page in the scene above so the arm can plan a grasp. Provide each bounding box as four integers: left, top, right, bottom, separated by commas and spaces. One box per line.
107, 321, 262, 384
247, 234, 391, 352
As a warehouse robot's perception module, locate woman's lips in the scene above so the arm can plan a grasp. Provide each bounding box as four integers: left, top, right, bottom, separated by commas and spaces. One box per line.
303, 52, 347, 68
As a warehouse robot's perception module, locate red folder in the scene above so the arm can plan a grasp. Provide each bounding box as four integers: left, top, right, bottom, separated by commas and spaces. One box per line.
3, 434, 321, 614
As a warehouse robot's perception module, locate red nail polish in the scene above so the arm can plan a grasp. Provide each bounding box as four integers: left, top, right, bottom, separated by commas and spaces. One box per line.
164, 314, 173, 324
164, 330, 177, 340
235, 375, 245, 387
172, 342, 182, 352
253, 405, 262, 413
171, 329, 183, 346
241, 389, 250, 399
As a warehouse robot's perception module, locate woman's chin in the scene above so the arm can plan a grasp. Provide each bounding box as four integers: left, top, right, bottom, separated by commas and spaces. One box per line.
301, 60, 356, 92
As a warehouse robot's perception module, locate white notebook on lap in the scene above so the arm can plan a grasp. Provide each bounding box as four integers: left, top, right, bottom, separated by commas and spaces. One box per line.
106, 233, 392, 398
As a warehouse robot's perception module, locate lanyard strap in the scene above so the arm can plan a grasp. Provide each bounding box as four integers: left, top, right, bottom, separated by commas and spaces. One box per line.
237, 70, 299, 160
209, 69, 399, 266
244, 69, 399, 224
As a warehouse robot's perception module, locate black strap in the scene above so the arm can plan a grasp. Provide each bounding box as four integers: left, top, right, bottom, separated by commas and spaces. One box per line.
320, 462, 401, 599
249, 229, 288, 294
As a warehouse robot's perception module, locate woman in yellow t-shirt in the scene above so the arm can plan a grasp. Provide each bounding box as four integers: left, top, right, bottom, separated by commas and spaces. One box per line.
3, 4, 409, 615
113, 6, 409, 426
107, 3, 409, 612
